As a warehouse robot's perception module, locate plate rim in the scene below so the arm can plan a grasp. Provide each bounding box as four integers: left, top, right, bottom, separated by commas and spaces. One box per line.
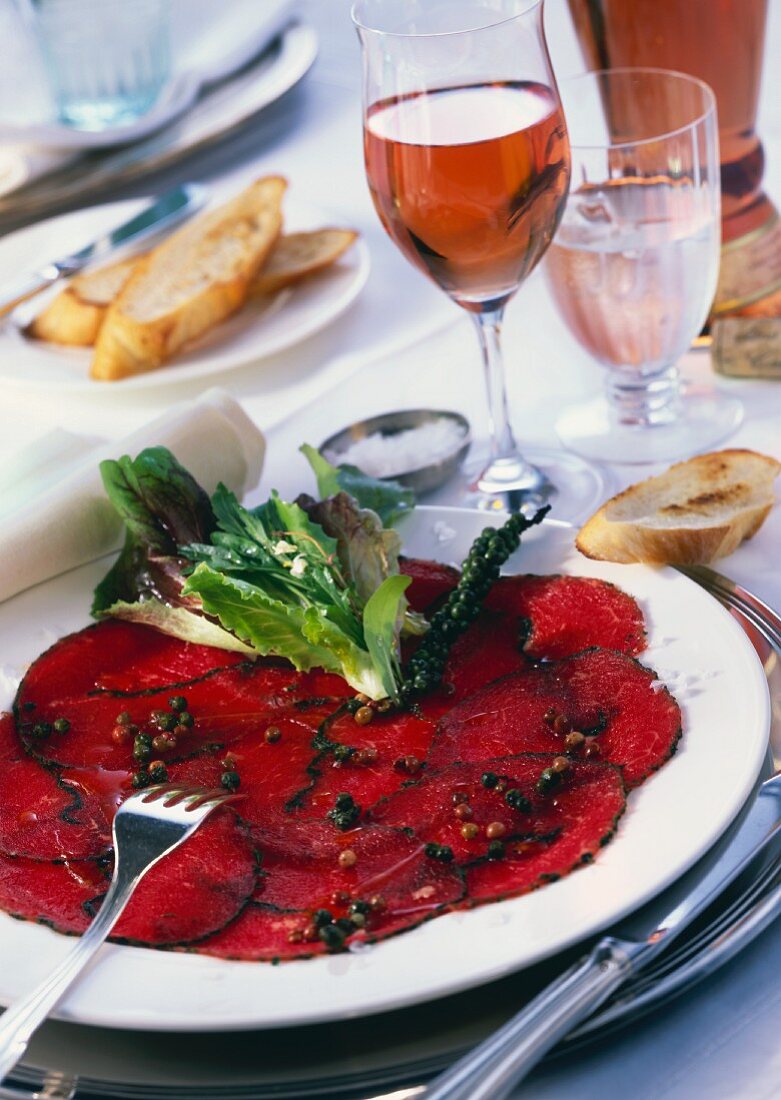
0, 506, 770, 1031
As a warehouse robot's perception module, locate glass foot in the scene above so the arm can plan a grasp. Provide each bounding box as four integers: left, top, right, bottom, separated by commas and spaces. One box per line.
425, 443, 609, 524
555, 392, 744, 465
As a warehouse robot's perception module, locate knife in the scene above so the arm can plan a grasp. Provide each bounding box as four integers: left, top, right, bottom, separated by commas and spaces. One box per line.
0, 183, 206, 319
423, 768, 781, 1100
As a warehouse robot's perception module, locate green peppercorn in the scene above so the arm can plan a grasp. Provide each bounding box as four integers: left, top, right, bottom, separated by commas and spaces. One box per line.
115, 712, 132, 726
349, 900, 371, 917
168, 696, 187, 713
177, 712, 194, 728
131, 771, 150, 789
424, 842, 454, 863
318, 923, 346, 950
53, 718, 70, 734
333, 744, 355, 763
481, 771, 499, 790
328, 793, 360, 831
133, 734, 152, 762
536, 768, 562, 796
487, 839, 505, 860
396, 507, 549, 703
221, 770, 240, 792
505, 788, 531, 813
148, 761, 168, 783
30, 721, 53, 740
313, 908, 333, 928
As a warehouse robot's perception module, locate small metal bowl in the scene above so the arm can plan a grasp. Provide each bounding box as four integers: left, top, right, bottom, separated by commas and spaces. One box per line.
320, 409, 471, 494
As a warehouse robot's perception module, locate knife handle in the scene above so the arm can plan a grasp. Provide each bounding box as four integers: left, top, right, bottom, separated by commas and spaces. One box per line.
423, 937, 639, 1100
0, 268, 61, 319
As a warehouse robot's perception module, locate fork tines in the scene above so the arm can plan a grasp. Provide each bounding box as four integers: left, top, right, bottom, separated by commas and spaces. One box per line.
139, 784, 234, 811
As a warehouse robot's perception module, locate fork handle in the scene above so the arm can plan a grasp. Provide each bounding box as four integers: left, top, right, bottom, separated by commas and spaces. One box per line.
423, 938, 637, 1100
0, 866, 138, 1082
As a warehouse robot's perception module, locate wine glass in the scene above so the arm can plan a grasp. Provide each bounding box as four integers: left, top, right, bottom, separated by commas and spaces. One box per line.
352, 0, 606, 516
544, 68, 743, 464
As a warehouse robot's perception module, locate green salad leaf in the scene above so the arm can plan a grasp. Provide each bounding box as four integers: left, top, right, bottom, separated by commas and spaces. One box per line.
92, 446, 417, 699
104, 597, 255, 655
300, 443, 414, 526
363, 575, 412, 700
181, 566, 341, 671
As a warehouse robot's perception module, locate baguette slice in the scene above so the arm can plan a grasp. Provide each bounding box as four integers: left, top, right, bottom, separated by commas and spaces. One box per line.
91, 176, 286, 381
28, 257, 138, 346
251, 228, 358, 296
577, 449, 781, 564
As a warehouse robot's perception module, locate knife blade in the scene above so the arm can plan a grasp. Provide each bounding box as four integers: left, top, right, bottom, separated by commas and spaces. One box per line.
0, 183, 206, 319
424, 769, 781, 1100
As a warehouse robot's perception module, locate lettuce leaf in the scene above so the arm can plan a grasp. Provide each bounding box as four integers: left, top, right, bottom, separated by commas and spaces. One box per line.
101, 596, 255, 655
296, 492, 401, 606
300, 443, 414, 525
92, 447, 216, 616
99, 447, 215, 553
363, 575, 411, 701
93, 446, 424, 700
182, 565, 385, 697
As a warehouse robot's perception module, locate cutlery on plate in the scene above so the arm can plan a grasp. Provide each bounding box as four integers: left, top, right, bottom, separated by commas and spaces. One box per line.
421, 565, 781, 1099
0, 184, 206, 319
0, 784, 236, 1083
676, 563, 781, 650
422, 766, 781, 1099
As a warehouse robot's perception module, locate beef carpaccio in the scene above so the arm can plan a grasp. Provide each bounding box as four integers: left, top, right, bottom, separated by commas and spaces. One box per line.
2, 561, 680, 960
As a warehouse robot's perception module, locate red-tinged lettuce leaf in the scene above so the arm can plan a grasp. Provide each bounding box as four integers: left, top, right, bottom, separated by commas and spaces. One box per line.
92, 446, 216, 616
103, 597, 255, 656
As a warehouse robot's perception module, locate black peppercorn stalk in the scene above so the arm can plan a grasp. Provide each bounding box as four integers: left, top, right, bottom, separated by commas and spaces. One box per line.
399, 505, 549, 701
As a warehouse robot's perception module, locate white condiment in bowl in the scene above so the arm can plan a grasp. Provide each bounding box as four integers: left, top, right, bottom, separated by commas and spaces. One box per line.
320, 409, 471, 493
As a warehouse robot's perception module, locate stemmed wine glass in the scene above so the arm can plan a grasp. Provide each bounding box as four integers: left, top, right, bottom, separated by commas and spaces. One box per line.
352, 0, 606, 515
545, 68, 743, 464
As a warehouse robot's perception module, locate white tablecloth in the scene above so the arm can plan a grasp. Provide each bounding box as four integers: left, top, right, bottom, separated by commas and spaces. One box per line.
0, 2, 780, 1096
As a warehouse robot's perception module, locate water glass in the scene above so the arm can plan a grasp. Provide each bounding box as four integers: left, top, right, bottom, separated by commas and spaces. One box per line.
26, 0, 171, 131
545, 68, 742, 464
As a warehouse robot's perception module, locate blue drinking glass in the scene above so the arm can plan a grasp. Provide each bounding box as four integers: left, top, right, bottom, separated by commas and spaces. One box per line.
27, 0, 172, 131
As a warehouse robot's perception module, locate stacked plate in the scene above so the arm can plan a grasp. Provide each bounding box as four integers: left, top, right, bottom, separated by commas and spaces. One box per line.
0, 510, 775, 1099
0, 18, 318, 230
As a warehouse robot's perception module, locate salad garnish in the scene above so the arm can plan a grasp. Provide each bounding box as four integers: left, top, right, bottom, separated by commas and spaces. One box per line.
92, 444, 547, 702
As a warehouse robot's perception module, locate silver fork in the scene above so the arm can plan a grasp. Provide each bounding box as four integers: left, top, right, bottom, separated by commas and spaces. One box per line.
0, 785, 235, 1083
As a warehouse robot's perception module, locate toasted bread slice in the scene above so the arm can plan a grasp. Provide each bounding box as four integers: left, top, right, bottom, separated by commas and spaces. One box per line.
91, 176, 286, 381
28, 257, 138, 346
577, 449, 781, 564
251, 228, 358, 296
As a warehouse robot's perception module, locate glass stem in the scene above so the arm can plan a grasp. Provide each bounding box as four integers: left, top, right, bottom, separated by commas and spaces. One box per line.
606, 366, 681, 427
470, 308, 549, 496
473, 307, 516, 462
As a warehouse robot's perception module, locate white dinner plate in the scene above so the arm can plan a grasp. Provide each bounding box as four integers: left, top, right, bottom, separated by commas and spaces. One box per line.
0, 508, 769, 1031
0, 196, 369, 392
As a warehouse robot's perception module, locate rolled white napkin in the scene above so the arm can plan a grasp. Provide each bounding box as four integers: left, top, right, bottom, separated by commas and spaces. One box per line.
0, 388, 265, 604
